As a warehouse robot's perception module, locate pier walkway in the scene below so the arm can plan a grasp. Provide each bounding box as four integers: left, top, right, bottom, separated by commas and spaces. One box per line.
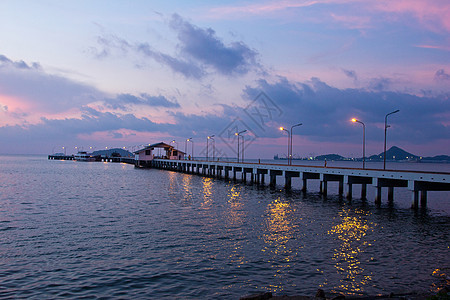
150, 159, 450, 209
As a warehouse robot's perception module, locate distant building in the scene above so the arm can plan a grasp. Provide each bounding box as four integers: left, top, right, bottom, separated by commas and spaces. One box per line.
134, 142, 185, 167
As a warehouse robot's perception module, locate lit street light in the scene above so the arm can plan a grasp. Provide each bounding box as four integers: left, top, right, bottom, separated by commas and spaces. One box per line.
235, 130, 247, 163
171, 140, 178, 158
207, 135, 215, 161
185, 138, 192, 159
279, 127, 290, 165
188, 138, 194, 160
290, 123, 302, 165
384, 109, 400, 169
352, 118, 366, 169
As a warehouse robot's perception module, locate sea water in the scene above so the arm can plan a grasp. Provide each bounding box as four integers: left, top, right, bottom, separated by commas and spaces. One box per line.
0, 155, 448, 298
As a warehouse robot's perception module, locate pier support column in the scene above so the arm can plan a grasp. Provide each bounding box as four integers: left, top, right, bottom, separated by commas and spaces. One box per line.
361, 184, 367, 199
322, 181, 328, 197
411, 190, 419, 209
346, 183, 353, 200
388, 187, 394, 204
284, 171, 299, 190
269, 170, 282, 188
270, 174, 276, 188
375, 187, 382, 205
420, 190, 427, 207
302, 178, 307, 192
243, 171, 247, 183
257, 169, 268, 186
285, 175, 292, 190
339, 181, 344, 197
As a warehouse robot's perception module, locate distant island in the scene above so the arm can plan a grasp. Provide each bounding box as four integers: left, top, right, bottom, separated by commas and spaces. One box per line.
91, 148, 134, 158
274, 146, 450, 162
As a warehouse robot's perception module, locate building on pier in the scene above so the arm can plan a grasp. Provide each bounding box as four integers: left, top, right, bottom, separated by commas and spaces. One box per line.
134, 142, 185, 167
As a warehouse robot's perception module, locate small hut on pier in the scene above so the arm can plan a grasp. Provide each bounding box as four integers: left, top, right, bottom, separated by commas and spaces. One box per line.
134, 142, 185, 167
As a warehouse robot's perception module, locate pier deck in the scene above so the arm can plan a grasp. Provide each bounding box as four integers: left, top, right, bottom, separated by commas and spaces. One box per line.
150, 159, 450, 209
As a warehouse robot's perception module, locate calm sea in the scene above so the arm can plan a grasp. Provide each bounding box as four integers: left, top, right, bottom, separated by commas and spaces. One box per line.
0, 155, 449, 299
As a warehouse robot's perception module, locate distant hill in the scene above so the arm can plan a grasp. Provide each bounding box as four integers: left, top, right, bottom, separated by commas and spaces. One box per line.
91, 148, 133, 157
274, 146, 448, 162
421, 155, 450, 162
368, 146, 418, 161
315, 154, 345, 161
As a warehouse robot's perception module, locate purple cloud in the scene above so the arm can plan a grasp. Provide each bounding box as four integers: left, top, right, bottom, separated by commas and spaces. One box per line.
435, 69, 450, 81
0, 54, 103, 113
169, 14, 260, 75
243, 77, 449, 145
105, 93, 180, 110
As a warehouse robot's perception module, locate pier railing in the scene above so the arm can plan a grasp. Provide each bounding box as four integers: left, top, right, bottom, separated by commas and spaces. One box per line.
150, 158, 450, 209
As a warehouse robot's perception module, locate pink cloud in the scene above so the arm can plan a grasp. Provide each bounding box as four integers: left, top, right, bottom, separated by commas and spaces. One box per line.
330, 13, 372, 29
374, 0, 450, 32
414, 44, 450, 51
207, 0, 320, 18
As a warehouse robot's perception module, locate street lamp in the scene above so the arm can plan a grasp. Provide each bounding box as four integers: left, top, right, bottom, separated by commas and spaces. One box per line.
352, 118, 366, 169
171, 140, 178, 158
187, 138, 194, 160
384, 109, 400, 170
235, 130, 247, 162
185, 138, 192, 159
290, 123, 302, 165
207, 135, 215, 161
279, 127, 290, 164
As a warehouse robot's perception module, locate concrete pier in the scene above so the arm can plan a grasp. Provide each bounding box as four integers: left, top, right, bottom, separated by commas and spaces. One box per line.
148, 159, 450, 209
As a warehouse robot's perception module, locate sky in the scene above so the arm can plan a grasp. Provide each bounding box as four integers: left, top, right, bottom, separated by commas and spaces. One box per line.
0, 0, 449, 158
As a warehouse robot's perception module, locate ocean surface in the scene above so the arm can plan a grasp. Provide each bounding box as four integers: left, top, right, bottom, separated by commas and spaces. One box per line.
0, 155, 449, 299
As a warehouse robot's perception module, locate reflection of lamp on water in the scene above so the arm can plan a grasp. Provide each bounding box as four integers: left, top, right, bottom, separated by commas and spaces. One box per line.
351, 118, 366, 169
328, 209, 371, 294
235, 130, 247, 163
207, 135, 215, 161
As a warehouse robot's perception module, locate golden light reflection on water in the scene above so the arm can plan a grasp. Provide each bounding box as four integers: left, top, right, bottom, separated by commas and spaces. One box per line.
167, 172, 196, 206
262, 197, 299, 292
326, 208, 375, 295
431, 268, 450, 292
225, 184, 248, 267
200, 177, 213, 208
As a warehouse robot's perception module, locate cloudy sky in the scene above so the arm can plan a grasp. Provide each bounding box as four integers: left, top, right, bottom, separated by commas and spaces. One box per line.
1, 0, 449, 158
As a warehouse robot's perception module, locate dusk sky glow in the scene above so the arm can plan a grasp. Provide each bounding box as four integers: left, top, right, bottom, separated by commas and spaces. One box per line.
1, 0, 449, 158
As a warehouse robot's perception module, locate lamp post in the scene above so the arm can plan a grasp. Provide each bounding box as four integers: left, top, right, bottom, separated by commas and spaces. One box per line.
384, 109, 400, 170
171, 140, 178, 158
290, 123, 302, 165
235, 130, 247, 163
207, 135, 215, 161
279, 127, 290, 164
185, 138, 193, 159
352, 118, 366, 169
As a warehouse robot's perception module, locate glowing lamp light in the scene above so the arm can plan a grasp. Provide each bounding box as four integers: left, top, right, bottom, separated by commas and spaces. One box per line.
351, 118, 357, 122
279, 127, 284, 131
